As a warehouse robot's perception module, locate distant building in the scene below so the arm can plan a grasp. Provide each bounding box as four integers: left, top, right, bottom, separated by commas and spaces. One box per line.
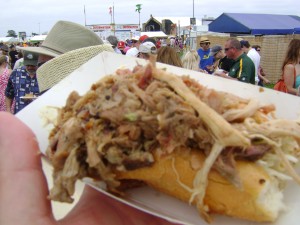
85, 24, 140, 41
143, 15, 213, 36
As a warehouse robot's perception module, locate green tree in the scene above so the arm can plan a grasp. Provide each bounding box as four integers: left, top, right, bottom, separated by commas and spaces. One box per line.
6, 30, 17, 38
135, 4, 142, 13
135, 4, 142, 29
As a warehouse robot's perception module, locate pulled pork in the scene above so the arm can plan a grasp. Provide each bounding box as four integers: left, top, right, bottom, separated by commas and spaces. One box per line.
47, 63, 295, 203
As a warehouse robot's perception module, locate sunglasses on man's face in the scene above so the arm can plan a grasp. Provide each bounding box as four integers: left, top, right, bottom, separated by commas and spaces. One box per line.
224, 47, 234, 52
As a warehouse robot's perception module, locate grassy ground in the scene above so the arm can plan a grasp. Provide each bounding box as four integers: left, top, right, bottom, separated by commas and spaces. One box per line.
264, 83, 275, 89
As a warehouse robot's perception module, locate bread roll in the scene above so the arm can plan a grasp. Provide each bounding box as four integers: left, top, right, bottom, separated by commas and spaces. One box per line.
117, 148, 285, 222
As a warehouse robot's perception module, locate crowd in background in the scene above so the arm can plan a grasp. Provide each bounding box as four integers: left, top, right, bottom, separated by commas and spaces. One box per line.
0, 20, 300, 225
1, 20, 300, 116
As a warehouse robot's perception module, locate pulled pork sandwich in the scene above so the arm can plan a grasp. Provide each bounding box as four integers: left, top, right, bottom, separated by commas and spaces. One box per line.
46, 61, 300, 223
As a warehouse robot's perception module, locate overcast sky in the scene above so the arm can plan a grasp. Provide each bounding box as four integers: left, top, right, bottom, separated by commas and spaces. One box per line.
1, 0, 299, 37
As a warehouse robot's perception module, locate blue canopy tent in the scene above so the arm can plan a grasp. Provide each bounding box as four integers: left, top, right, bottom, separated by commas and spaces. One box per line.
294, 27, 300, 34
209, 13, 300, 35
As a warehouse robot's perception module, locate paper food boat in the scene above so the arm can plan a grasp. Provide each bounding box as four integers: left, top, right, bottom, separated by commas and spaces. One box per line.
16, 51, 300, 225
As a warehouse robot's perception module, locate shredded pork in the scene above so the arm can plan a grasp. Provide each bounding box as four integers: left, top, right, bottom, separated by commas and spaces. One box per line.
47, 62, 300, 220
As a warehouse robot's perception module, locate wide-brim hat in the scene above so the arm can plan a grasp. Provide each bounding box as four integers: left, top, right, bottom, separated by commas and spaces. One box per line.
19, 20, 103, 57
37, 44, 114, 92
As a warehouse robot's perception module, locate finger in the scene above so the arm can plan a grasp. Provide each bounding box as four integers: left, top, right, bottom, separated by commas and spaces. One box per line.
60, 185, 176, 225
0, 112, 54, 225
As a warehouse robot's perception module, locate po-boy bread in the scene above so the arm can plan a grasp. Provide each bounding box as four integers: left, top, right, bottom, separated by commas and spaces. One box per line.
117, 147, 284, 223
46, 60, 300, 223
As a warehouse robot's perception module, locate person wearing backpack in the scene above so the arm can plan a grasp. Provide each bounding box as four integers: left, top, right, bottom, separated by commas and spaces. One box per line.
277, 39, 300, 95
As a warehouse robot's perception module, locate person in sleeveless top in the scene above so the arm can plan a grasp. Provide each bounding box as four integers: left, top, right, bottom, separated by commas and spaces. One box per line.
0, 56, 12, 111
281, 39, 300, 96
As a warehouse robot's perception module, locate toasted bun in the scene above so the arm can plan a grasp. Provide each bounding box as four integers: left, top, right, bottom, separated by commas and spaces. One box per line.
117, 148, 285, 222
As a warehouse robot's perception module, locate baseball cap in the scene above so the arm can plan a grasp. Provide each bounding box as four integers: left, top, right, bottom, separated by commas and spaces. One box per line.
1, 45, 8, 52
139, 35, 149, 43
131, 36, 140, 42
209, 45, 223, 56
139, 42, 157, 54
23, 51, 39, 66
117, 41, 125, 49
126, 47, 139, 57
240, 40, 250, 48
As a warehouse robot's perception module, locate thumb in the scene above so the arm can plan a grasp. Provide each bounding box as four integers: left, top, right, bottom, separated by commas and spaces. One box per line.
0, 112, 53, 224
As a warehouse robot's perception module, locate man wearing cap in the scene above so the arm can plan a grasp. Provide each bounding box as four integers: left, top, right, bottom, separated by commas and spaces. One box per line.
138, 41, 157, 60
117, 41, 126, 55
5, 51, 39, 114
214, 38, 255, 84
125, 35, 148, 57
126, 36, 141, 57
209, 45, 234, 73
197, 37, 214, 73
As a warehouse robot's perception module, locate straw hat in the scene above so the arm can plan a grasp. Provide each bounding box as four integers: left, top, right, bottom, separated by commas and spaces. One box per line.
36, 44, 114, 92
199, 36, 210, 44
19, 20, 103, 57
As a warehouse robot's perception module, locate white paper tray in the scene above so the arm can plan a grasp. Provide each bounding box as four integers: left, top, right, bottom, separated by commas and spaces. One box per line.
16, 51, 300, 225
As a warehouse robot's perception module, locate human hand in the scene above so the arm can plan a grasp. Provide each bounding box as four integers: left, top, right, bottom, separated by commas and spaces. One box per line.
213, 69, 227, 78
264, 78, 270, 84
0, 112, 177, 225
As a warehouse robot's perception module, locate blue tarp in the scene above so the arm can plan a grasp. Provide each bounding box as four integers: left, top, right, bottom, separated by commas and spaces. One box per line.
208, 13, 300, 35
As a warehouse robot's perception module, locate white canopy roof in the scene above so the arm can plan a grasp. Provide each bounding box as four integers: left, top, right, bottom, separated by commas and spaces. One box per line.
0, 37, 18, 43
141, 31, 167, 38
153, 17, 202, 27
29, 35, 47, 42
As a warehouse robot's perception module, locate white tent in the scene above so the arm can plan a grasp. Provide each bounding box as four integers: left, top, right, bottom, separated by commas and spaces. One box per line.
141, 31, 167, 38
29, 35, 47, 42
0, 37, 19, 43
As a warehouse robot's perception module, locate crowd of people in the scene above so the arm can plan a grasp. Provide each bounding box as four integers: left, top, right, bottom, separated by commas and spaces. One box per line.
1, 26, 300, 115
0, 19, 300, 224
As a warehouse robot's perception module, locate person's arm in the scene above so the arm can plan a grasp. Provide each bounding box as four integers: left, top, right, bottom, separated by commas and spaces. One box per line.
258, 66, 270, 84
214, 70, 238, 81
283, 64, 297, 95
5, 76, 14, 113
5, 97, 13, 113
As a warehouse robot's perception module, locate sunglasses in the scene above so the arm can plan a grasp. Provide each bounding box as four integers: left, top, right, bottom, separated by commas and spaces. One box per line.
224, 47, 233, 52
200, 42, 210, 45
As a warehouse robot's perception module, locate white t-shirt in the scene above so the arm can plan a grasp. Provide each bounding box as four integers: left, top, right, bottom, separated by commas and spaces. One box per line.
247, 48, 261, 82
13, 58, 24, 70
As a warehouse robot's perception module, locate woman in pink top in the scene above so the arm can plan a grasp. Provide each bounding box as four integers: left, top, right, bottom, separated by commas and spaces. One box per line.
0, 55, 12, 111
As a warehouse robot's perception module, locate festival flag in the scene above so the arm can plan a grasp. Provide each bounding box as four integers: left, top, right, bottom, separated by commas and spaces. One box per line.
109, 7, 112, 15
